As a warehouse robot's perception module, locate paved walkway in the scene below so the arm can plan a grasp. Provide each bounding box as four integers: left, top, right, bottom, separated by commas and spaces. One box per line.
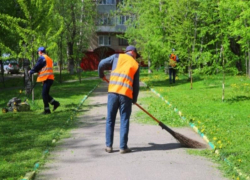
35, 81, 228, 180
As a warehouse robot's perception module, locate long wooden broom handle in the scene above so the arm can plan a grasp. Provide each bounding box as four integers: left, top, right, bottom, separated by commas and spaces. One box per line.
134, 103, 160, 124
103, 78, 160, 124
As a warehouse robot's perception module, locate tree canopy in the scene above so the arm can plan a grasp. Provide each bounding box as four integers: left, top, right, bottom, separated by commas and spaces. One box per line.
119, 0, 250, 77
0, 0, 96, 74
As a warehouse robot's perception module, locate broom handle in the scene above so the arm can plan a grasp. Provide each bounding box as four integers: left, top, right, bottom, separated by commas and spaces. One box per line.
134, 103, 160, 123
135, 103, 176, 135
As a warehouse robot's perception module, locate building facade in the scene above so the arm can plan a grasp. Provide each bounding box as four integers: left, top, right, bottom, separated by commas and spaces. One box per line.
81, 0, 129, 70
90, 0, 128, 52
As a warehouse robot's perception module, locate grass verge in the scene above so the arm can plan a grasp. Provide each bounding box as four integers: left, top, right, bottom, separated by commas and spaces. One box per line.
136, 69, 250, 180
0, 69, 98, 89
0, 71, 100, 180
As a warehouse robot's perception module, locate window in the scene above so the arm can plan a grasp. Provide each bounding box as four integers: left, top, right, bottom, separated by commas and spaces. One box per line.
98, 14, 113, 26
99, 36, 111, 46
118, 16, 129, 25
99, 0, 115, 4
118, 38, 128, 46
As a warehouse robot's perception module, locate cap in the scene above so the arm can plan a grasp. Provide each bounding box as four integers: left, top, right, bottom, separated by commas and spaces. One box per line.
125, 45, 140, 58
37, 47, 46, 52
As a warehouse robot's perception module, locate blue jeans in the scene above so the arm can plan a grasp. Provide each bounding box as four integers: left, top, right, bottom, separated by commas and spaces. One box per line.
106, 93, 132, 150
169, 68, 176, 83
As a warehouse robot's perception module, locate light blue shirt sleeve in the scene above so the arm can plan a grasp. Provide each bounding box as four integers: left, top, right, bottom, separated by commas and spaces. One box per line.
98, 54, 116, 78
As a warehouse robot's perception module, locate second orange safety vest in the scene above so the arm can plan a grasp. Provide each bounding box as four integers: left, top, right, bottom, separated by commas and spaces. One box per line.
108, 54, 139, 99
37, 54, 54, 82
169, 53, 177, 68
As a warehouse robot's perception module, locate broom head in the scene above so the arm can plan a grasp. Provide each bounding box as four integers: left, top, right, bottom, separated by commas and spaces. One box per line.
159, 122, 207, 148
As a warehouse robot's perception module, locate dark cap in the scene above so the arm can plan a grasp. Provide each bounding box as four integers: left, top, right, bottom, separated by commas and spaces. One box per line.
125, 45, 140, 58
37, 47, 46, 52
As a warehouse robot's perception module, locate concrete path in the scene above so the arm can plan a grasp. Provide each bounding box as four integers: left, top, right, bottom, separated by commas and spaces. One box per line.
35, 82, 228, 180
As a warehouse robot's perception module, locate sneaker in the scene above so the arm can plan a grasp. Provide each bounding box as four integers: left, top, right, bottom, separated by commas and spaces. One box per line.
53, 101, 60, 111
105, 147, 113, 153
41, 110, 51, 115
120, 148, 132, 154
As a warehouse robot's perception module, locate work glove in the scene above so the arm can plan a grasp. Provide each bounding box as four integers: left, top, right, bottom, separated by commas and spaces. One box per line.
102, 76, 108, 83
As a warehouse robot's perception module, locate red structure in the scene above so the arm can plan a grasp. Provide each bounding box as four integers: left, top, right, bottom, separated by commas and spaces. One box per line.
80, 46, 118, 71
80, 51, 99, 70
80, 47, 147, 71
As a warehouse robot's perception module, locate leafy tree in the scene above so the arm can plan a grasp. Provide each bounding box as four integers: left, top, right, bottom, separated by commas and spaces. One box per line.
209, 0, 239, 101
54, 0, 96, 75
119, 0, 250, 101
166, 0, 202, 89
0, 1, 26, 56
230, 0, 250, 77
17, 0, 63, 62
14, 0, 63, 100
118, 0, 170, 73
0, 1, 28, 85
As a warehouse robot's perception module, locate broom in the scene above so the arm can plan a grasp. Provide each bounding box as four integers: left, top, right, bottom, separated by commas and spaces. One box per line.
135, 103, 207, 148
103, 78, 206, 148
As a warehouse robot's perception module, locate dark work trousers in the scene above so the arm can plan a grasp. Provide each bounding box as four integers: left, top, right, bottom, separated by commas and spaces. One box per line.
169, 68, 177, 83
42, 79, 54, 109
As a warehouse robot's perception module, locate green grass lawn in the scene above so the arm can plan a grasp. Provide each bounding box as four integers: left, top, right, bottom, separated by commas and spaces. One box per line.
136, 69, 250, 180
0, 69, 98, 89
1, 68, 249, 179
0, 71, 100, 180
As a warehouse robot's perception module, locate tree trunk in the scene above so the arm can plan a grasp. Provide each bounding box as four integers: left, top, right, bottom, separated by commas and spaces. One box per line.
221, 45, 225, 102
66, 3, 77, 75
148, 59, 153, 74
59, 34, 63, 83
245, 47, 247, 76
0, 59, 5, 87
190, 13, 197, 90
164, 61, 168, 74
189, 57, 193, 89
0, 50, 4, 87
248, 45, 250, 77
187, 46, 193, 89
32, 51, 35, 102
67, 41, 75, 74
230, 38, 242, 72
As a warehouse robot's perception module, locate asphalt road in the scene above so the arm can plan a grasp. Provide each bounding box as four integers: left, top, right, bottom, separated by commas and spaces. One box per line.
35, 81, 229, 180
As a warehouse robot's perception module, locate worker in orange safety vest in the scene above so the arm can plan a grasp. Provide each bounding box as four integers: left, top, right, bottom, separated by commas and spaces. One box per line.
168, 48, 180, 84
29, 47, 60, 114
98, 45, 140, 154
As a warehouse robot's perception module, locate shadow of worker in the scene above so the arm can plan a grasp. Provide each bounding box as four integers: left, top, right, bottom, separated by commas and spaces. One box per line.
131, 142, 182, 153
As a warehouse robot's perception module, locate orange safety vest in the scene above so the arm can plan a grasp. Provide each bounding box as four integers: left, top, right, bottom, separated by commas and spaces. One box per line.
169, 53, 177, 68
37, 54, 54, 82
108, 54, 139, 99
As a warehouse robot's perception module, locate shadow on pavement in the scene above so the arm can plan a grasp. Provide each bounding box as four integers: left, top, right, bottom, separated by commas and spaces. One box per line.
131, 142, 182, 152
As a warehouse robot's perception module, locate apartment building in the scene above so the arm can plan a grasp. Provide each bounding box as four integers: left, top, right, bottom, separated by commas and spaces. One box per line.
93, 0, 128, 51
81, 0, 129, 70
